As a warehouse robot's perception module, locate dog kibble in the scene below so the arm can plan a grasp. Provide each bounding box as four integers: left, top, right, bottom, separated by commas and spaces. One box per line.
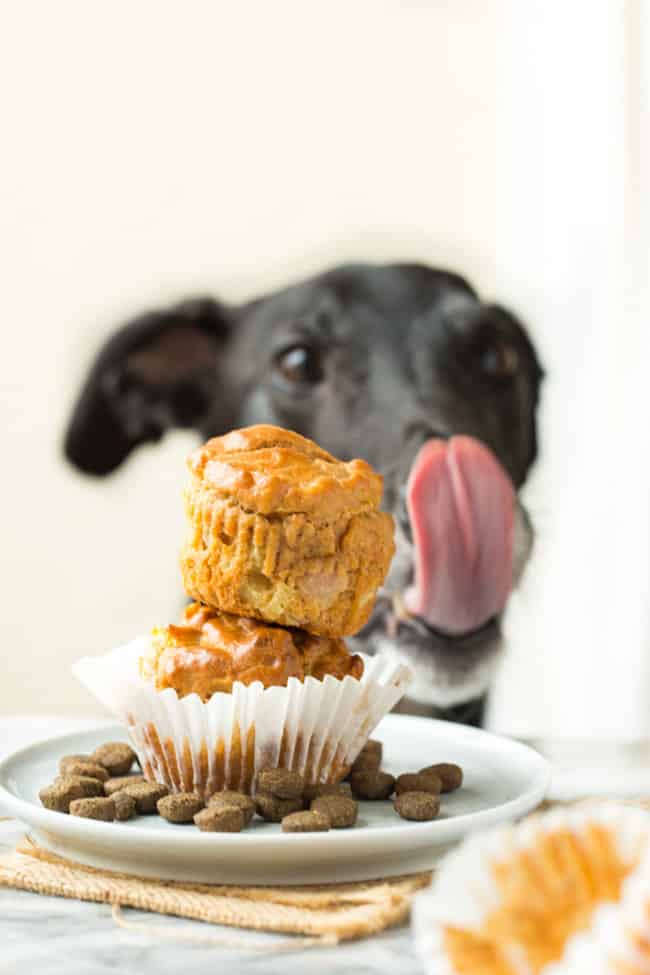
394, 791, 440, 821
363, 739, 383, 759
350, 748, 381, 774
112, 791, 137, 821
194, 806, 244, 832
58, 754, 90, 772
120, 781, 169, 813
311, 795, 358, 828
39, 776, 104, 813
207, 791, 256, 826
157, 792, 204, 823
256, 768, 304, 799
302, 782, 352, 802
104, 775, 146, 796
282, 810, 330, 833
91, 742, 137, 777
350, 770, 395, 800
54, 774, 106, 798
255, 794, 303, 823
69, 796, 116, 821
419, 763, 463, 793
394, 772, 441, 796
58, 759, 109, 782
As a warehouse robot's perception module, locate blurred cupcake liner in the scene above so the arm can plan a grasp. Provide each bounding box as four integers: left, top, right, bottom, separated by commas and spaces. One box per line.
411, 802, 650, 975
73, 639, 411, 799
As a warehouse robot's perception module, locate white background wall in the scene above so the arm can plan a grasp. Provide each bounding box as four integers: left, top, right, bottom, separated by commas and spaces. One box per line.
2, 1, 647, 737
1, 0, 503, 715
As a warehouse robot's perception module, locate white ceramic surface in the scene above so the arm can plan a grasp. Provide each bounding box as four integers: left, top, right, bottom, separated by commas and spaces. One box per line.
0, 715, 549, 885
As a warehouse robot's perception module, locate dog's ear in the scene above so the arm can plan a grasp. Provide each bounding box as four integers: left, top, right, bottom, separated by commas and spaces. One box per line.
64, 297, 232, 475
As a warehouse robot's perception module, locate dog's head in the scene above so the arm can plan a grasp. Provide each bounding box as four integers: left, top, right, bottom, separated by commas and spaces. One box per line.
65, 263, 543, 712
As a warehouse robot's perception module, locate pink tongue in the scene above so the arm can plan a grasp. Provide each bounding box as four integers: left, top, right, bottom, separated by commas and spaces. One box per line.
404, 436, 515, 635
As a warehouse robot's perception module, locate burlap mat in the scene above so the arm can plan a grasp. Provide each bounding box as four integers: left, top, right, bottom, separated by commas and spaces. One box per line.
0, 833, 431, 947
3, 799, 649, 948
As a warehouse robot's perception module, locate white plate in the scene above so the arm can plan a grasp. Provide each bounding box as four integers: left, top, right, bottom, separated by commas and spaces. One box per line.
0, 715, 549, 885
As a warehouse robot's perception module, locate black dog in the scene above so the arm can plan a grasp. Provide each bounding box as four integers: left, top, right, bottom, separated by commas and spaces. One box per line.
65, 263, 543, 725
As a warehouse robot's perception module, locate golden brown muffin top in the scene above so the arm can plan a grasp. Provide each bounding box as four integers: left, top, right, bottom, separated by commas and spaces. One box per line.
141, 602, 364, 700
187, 425, 383, 518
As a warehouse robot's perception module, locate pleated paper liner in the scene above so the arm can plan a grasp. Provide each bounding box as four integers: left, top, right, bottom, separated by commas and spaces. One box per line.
74, 639, 412, 799
411, 802, 650, 975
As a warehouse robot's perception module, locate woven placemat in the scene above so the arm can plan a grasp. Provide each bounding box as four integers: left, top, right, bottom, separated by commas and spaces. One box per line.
4, 799, 649, 948
0, 834, 431, 947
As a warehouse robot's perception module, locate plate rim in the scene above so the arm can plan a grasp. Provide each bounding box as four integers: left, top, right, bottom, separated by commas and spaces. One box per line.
0, 715, 551, 852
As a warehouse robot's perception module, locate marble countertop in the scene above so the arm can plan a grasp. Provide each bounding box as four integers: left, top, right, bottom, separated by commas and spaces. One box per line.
0, 717, 419, 975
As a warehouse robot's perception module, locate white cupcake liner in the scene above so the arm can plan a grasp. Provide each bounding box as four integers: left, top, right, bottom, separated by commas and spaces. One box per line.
546, 825, 650, 975
411, 802, 650, 975
73, 638, 412, 798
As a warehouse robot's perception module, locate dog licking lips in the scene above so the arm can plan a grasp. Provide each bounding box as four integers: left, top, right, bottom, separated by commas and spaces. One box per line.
404, 436, 515, 636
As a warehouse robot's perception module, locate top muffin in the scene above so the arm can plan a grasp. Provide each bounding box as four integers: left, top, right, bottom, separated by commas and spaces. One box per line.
180, 425, 395, 636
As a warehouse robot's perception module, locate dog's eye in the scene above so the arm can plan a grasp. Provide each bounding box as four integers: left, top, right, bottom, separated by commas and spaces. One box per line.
274, 344, 323, 385
481, 342, 519, 379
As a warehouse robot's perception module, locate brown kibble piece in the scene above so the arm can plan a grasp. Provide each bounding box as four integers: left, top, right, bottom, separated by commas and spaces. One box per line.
112, 791, 137, 821
58, 759, 109, 782
395, 772, 441, 796
69, 796, 116, 821
55, 774, 106, 797
39, 775, 104, 813
91, 742, 137, 776
255, 794, 303, 823
419, 763, 463, 793
302, 782, 352, 802
104, 775, 146, 796
194, 806, 244, 832
256, 768, 304, 799
394, 791, 440, 821
350, 748, 381, 773
207, 791, 255, 826
120, 781, 169, 813
157, 792, 204, 823
350, 770, 395, 800
58, 754, 90, 772
363, 739, 383, 759
282, 810, 330, 833
311, 795, 358, 828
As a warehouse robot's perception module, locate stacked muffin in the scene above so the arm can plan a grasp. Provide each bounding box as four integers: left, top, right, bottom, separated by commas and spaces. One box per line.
143, 424, 394, 696
76, 425, 411, 798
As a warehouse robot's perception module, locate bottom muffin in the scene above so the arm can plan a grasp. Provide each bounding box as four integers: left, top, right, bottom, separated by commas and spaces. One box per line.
74, 623, 411, 799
